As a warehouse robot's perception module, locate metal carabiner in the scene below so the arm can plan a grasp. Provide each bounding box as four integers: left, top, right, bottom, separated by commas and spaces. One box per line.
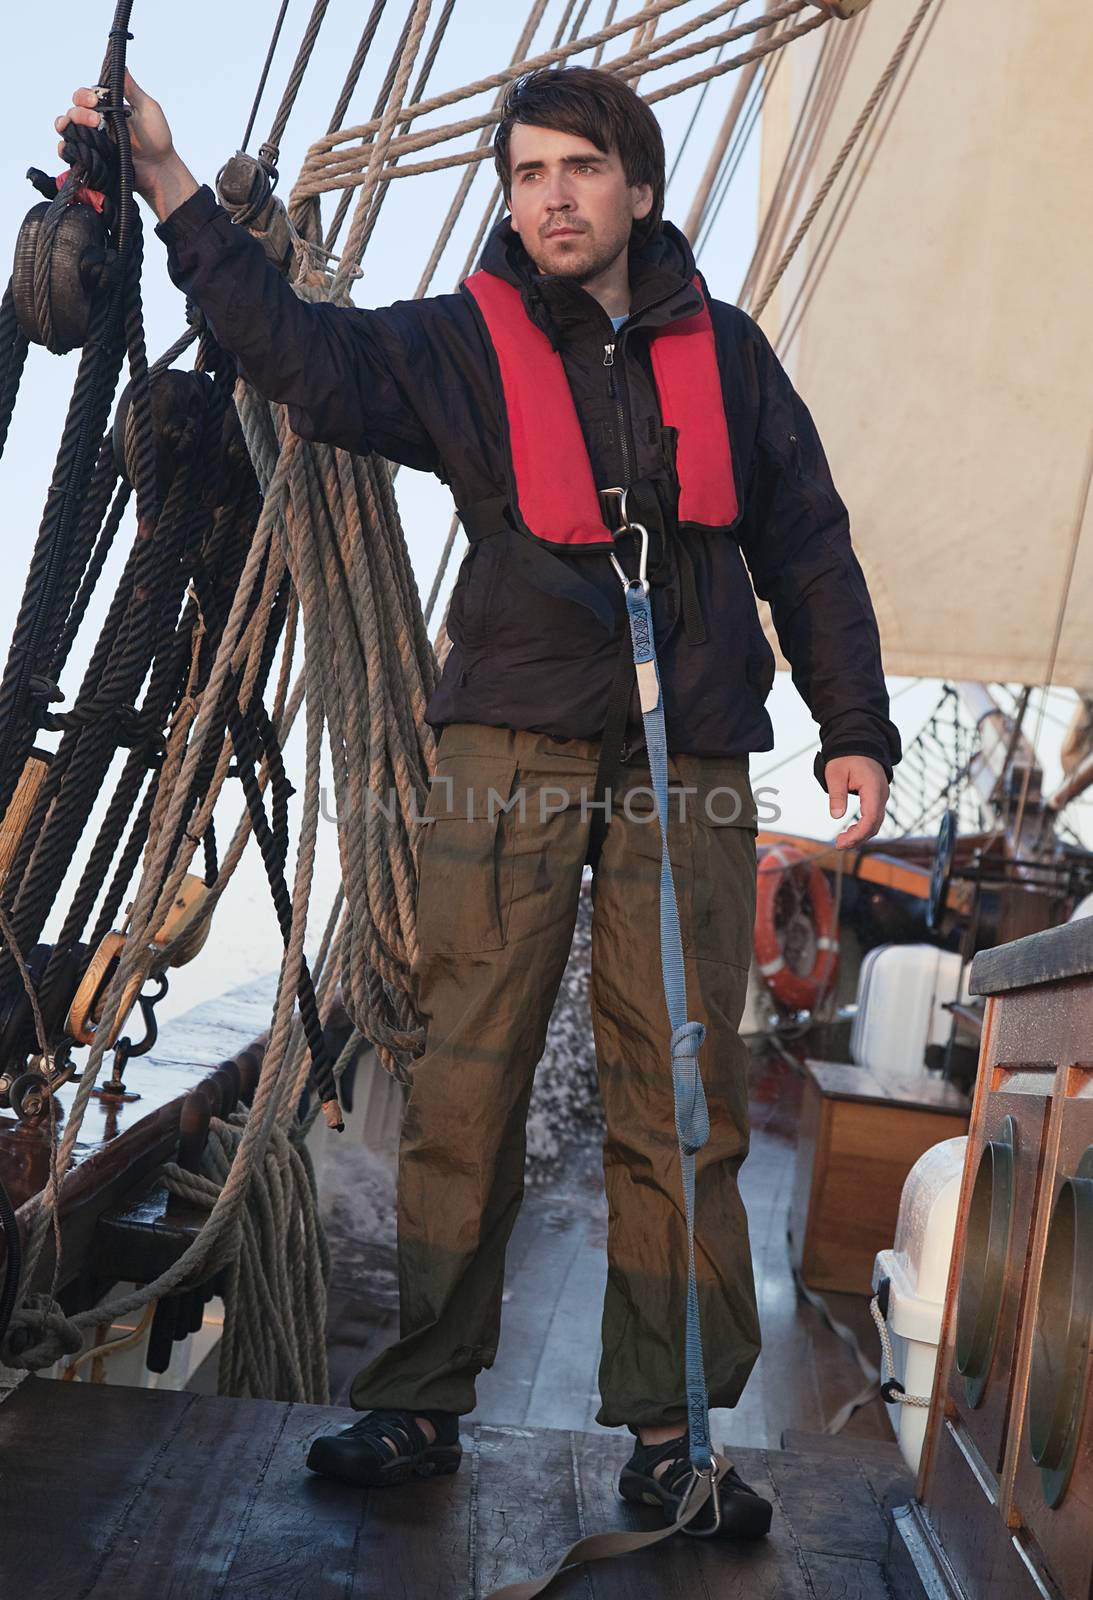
677, 1456, 723, 1538
609, 521, 650, 595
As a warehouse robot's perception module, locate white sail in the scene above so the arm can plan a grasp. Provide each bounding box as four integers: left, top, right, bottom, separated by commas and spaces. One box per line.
751, 0, 1093, 689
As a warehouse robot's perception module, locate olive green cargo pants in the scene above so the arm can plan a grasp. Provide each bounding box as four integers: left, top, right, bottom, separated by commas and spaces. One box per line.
350, 722, 761, 1428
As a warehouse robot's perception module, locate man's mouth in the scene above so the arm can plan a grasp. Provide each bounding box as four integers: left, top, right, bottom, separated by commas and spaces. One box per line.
543, 227, 584, 239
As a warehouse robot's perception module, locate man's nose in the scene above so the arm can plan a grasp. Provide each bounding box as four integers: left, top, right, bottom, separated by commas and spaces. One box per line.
543, 175, 575, 210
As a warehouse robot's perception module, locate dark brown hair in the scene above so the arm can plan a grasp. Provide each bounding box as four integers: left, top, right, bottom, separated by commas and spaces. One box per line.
493, 66, 665, 246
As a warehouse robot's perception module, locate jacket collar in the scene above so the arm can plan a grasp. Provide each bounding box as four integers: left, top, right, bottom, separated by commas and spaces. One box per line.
476, 215, 704, 348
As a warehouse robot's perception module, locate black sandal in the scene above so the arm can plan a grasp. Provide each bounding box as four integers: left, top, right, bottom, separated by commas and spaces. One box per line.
619, 1431, 772, 1539
306, 1407, 462, 1487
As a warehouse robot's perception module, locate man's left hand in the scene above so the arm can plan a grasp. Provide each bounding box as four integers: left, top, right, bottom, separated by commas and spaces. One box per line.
824, 755, 889, 850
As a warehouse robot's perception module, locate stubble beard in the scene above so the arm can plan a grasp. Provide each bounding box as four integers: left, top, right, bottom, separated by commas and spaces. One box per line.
530, 223, 629, 284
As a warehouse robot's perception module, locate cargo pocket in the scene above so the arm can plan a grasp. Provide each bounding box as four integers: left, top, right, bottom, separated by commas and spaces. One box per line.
683, 755, 758, 971
415, 754, 519, 954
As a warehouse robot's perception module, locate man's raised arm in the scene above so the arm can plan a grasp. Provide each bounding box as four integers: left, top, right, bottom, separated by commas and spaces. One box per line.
54, 71, 441, 471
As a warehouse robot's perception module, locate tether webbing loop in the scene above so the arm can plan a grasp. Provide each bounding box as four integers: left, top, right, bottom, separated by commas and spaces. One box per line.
619, 557, 713, 1472
484, 557, 720, 1600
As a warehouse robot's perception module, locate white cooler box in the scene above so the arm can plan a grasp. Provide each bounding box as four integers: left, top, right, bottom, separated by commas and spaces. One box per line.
872, 1135, 967, 1473
851, 943, 969, 1085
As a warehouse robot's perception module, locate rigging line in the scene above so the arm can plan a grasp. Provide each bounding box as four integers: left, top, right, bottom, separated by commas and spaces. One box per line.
323, 2, 418, 253
299, 3, 795, 193
666, 42, 726, 192
736, 20, 839, 305
411, 0, 552, 299
424, 514, 461, 626
568, 0, 595, 41
325, 0, 391, 138
332, 0, 436, 295
592, 0, 620, 67
241, 0, 294, 154
742, 13, 858, 309
266, 0, 333, 158
1012, 428, 1093, 845
306, 10, 828, 191
552, 0, 582, 47
682, 34, 765, 238
752, 0, 939, 319
301, 0, 754, 164
773, 0, 946, 353
694, 38, 785, 258
325, 0, 460, 256
693, 63, 771, 255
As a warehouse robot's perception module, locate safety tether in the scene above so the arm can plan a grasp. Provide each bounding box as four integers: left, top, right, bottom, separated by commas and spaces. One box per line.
483, 492, 724, 1600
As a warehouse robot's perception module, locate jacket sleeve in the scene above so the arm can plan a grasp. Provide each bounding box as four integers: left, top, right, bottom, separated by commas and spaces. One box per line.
734, 315, 902, 792
153, 185, 442, 472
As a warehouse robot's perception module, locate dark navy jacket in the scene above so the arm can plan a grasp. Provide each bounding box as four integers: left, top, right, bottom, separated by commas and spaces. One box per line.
156, 186, 902, 789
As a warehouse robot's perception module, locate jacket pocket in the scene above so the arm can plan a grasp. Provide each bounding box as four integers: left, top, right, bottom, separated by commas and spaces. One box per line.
415, 753, 518, 954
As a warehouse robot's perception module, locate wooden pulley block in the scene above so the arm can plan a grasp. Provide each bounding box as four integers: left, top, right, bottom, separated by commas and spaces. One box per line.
11, 198, 110, 353
0, 747, 51, 889
145, 873, 214, 968
816, 0, 873, 17
66, 930, 146, 1048
112, 368, 213, 488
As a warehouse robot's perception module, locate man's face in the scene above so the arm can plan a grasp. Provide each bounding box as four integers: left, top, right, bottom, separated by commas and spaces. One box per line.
506, 121, 653, 281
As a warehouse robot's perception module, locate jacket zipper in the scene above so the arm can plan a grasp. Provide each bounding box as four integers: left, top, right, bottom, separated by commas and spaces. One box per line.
603, 341, 633, 486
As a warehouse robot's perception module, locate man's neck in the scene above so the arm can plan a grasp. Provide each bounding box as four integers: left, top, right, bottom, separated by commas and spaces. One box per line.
577, 250, 631, 320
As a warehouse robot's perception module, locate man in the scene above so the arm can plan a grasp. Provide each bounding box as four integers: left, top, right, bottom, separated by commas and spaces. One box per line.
58, 64, 900, 1536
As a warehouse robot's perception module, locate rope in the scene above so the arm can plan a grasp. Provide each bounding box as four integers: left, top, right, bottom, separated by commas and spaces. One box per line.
869, 1294, 931, 1409
1011, 429, 1093, 844
296, 12, 829, 191
752, 0, 940, 319
292, 1, 810, 197
162, 1111, 329, 1401
263, 0, 333, 171
737, 19, 846, 306
241, 0, 294, 155
330, 0, 435, 292
410, 0, 553, 299
298, 0, 733, 158
770, 0, 944, 350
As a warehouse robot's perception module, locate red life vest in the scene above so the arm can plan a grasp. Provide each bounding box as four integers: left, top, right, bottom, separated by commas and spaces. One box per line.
462, 271, 738, 553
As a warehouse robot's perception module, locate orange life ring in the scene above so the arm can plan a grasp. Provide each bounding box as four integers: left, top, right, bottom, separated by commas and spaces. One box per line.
753, 843, 839, 1012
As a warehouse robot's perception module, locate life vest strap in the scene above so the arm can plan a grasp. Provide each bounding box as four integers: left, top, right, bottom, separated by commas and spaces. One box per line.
462, 270, 737, 550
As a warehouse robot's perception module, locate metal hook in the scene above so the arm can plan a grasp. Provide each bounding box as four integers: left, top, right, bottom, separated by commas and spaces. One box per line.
677, 1456, 723, 1538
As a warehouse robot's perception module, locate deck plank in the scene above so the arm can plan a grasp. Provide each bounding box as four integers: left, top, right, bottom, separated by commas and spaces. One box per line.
0, 1376, 196, 1599
472, 1424, 587, 1598
799, 1552, 894, 1600
768, 1449, 892, 1565
83, 1390, 290, 1599
215, 1401, 377, 1599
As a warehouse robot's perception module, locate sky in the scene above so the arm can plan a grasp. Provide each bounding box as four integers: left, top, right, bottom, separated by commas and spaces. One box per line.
3, 2, 1085, 1021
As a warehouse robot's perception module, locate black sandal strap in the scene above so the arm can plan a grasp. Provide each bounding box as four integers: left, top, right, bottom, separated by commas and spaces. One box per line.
352, 1409, 432, 1457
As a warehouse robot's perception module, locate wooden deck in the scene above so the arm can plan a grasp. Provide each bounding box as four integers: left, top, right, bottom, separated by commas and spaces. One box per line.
0, 1376, 912, 1599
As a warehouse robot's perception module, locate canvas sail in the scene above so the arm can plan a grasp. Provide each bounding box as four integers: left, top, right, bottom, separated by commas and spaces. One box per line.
750, 0, 1093, 689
